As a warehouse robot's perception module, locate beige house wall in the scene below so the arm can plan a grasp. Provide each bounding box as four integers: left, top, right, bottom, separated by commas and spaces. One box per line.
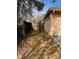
44, 18, 51, 34
50, 13, 61, 36
44, 10, 61, 36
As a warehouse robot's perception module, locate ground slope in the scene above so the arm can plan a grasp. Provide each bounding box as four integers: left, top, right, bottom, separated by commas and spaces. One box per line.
17, 31, 61, 59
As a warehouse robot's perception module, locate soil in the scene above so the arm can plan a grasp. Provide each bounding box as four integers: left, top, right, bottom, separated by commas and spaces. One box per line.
17, 31, 61, 59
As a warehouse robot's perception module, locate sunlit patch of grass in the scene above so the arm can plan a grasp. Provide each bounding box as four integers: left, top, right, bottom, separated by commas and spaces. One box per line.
31, 31, 60, 59
31, 32, 46, 48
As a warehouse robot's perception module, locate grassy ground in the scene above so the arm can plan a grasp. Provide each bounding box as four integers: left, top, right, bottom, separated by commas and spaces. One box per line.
17, 31, 61, 59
